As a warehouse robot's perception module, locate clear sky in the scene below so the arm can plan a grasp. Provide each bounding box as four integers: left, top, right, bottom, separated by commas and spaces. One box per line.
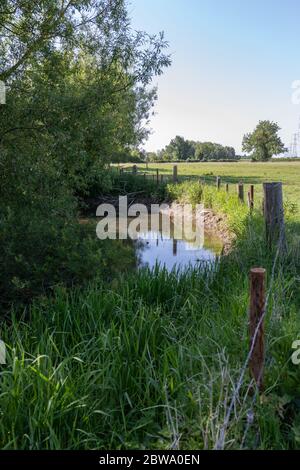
129, 0, 300, 154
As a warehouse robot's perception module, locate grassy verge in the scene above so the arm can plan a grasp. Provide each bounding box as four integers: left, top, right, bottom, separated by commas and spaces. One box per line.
119, 161, 300, 214
1, 181, 300, 450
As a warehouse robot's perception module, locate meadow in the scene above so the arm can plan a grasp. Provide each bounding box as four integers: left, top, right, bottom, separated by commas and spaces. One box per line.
120, 161, 300, 214
1, 162, 300, 450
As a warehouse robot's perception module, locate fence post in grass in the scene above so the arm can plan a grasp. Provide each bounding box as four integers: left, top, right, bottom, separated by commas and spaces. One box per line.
132, 165, 137, 175
156, 168, 159, 184
173, 165, 178, 183
247, 187, 254, 211
247, 190, 251, 208
216, 176, 221, 189
237, 182, 244, 202
249, 184, 254, 211
263, 182, 286, 251
249, 267, 266, 392
226, 183, 229, 193
250, 185, 254, 204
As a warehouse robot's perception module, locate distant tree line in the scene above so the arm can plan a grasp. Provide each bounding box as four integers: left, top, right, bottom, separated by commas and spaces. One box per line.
145, 136, 238, 162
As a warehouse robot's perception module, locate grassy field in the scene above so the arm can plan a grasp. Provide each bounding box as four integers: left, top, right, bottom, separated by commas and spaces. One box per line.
121, 161, 300, 218
1, 163, 300, 450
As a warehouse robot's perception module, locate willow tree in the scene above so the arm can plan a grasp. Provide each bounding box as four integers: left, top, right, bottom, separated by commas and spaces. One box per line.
0, 1, 171, 306
0, 0, 171, 193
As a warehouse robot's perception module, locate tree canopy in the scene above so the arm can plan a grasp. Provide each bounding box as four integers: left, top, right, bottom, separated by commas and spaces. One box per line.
0, 0, 171, 194
242, 120, 286, 161
146, 136, 237, 162
0, 0, 170, 306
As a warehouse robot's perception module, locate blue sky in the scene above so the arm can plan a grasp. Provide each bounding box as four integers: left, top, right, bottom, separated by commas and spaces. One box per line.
130, 0, 300, 154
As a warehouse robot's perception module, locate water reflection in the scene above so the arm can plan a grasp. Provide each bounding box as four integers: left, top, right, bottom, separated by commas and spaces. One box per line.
94, 213, 223, 272
128, 214, 223, 272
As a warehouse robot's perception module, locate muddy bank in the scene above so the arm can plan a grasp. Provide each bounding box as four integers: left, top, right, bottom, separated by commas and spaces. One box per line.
202, 209, 234, 254
83, 195, 234, 255
159, 203, 234, 255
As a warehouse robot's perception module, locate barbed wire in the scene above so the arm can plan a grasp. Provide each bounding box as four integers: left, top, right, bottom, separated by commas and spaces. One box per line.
214, 215, 286, 450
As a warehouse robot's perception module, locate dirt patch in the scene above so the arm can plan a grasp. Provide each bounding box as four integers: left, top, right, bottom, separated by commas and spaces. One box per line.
159, 202, 234, 255
202, 209, 234, 254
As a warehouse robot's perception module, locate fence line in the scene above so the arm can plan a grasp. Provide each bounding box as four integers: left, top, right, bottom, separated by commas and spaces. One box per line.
116, 165, 257, 208
115, 166, 287, 449
214, 220, 286, 450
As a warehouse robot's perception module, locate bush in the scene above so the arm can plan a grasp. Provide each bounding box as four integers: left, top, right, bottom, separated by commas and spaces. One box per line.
0, 203, 135, 310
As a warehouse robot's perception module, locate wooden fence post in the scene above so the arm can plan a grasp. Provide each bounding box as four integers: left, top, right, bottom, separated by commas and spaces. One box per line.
156, 169, 159, 184
216, 176, 221, 189
247, 185, 254, 212
263, 182, 286, 250
226, 183, 229, 193
237, 182, 244, 202
132, 165, 137, 175
247, 190, 251, 208
250, 185, 254, 206
173, 165, 178, 183
249, 267, 266, 392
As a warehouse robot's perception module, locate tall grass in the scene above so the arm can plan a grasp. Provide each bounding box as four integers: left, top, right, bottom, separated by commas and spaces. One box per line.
167, 180, 253, 237
1, 181, 299, 450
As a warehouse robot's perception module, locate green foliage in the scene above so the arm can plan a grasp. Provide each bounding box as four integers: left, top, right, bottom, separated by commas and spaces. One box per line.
0, 0, 170, 309
1, 219, 299, 449
163, 135, 195, 161
146, 137, 237, 162
242, 120, 287, 161
166, 181, 250, 236
116, 172, 168, 201
0, 201, 135, 309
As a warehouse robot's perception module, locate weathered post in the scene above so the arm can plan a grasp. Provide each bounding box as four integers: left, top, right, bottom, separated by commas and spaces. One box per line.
247, 190, 251, 209
132, 165, 137, 175
263, 182, 286, 250
156, 168, 159, 184
216, 176, 221, 189
173, 165, 178, 183
225, 183, 229, 193
247, 185, 254, 212
249, 267, 266, 392
237, 182, 244, 202
250, 185, 254, 205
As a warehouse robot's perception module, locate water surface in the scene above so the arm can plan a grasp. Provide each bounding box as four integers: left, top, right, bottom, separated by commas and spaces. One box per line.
117, 214, 223, 272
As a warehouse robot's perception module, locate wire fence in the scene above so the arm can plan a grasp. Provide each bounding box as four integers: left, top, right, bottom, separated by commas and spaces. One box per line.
115, 167, 287, 449
214, 197, 286, 450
